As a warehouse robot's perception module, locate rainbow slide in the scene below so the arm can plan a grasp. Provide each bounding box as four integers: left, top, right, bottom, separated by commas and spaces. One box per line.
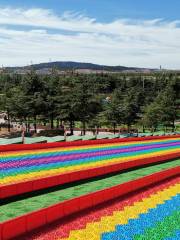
0, 136, 180, 199
23, 176, 180, 240
0, 135, 180, 240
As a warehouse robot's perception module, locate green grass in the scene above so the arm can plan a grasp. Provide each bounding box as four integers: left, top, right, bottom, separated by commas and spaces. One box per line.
0, 159, 179, 222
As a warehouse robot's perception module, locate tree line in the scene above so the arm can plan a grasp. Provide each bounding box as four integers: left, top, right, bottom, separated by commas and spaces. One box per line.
0, 70, 179, 134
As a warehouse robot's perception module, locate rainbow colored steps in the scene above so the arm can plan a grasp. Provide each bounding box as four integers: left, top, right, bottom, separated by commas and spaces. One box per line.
1, 159, 179, 223
1, 138, 179, 184
65, 180, 180, 240
0, 136, 180, 240
19, 176, 180, 240
0, 136, 180, 199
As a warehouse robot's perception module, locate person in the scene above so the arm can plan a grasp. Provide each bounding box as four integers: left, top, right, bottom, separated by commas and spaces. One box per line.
64, 125, 67, 141
22, 126, 25, 144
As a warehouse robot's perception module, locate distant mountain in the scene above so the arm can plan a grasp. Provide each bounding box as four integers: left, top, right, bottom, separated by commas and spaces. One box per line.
28, 61, 139, 71
6, 61, 156, 73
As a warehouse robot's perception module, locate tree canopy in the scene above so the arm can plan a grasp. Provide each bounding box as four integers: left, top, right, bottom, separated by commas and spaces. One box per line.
0, 70, 179, 134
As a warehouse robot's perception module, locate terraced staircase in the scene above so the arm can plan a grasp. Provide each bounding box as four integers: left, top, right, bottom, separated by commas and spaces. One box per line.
0, 135, 180, 240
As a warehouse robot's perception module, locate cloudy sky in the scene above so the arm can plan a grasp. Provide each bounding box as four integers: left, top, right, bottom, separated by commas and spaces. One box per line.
0, 0, 180, 69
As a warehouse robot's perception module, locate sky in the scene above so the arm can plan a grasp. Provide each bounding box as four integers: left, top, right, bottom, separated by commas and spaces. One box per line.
0, 0, 180, 69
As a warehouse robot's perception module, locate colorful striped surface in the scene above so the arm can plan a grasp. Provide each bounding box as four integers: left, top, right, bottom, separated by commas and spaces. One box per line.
1, 160, 179, 223
1, 138, 180, 186
20, 176, 180, 240
65, 180, 180, 240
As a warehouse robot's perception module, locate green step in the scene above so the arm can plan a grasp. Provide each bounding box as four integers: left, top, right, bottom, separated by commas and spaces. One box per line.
108, 134, 120, 139
96, 134, 110, 140
24, 137, 47, 144
82, 135, 96, 141
0, 137, 22, 145
66, 136, 83, 142
46, 136, 65, 143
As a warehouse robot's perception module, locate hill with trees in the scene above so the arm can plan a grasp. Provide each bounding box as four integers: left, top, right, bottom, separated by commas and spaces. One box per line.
6, 61, 155, 73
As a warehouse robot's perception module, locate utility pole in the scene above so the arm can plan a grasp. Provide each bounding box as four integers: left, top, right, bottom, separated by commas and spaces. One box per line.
142, 76, 145, 89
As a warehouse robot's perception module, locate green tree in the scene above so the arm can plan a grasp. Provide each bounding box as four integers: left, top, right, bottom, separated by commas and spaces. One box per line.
22, 70, 46, 133
73, 79, 101, 135
142, 84, 179, 133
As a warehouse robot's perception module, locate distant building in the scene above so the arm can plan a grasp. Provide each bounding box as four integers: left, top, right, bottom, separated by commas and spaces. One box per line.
0, 68, 5, 74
